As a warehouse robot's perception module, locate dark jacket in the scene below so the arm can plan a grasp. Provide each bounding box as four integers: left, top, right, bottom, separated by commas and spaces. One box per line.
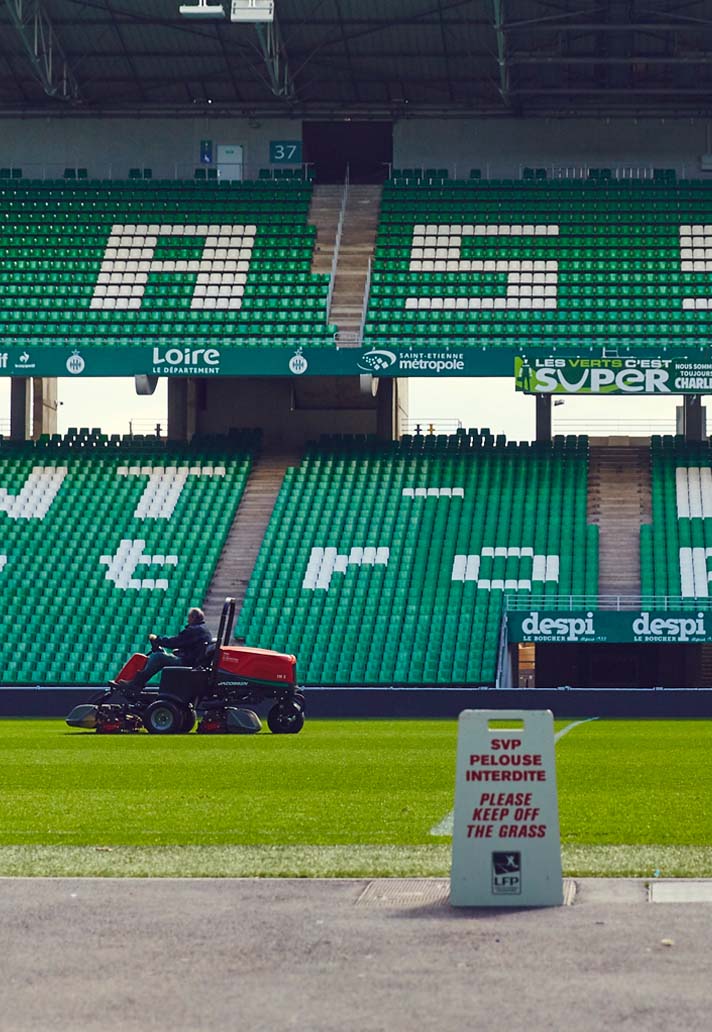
157, 621, 212, 667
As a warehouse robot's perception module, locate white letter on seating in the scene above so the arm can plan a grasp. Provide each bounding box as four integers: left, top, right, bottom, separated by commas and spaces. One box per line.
90, 224, 254, 311
0, 466, 67, 519
406, 224, 558, 310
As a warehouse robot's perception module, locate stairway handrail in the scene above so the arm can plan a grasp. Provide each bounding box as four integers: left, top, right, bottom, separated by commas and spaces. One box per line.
326, 164, 350, 318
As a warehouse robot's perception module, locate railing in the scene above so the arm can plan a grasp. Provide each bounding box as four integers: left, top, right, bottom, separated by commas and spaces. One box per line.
0, 162, 316, 182
127, 419, 165, 437
2, 163, 115, 181
549, 165, 685, 180
357, 255, 372, 344
402, 418, 464, 434
503, 594, 712, 612
495, 611, 512, 690
326, 165, 350, 319
387, 163, 687, 183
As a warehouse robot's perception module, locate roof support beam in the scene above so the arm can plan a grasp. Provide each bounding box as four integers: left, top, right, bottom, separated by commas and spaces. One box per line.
253, 16, 296, 101
2, 0, 81, 101
492, 0, 510, 106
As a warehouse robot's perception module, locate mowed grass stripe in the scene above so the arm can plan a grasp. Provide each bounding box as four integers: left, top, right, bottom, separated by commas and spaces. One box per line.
555, 719, 712, 846
1, 719, 712, 878
0, 845, 711, 879
0, 719, 458, 847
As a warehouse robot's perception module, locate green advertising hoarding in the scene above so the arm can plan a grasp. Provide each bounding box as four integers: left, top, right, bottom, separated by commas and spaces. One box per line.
514, 355, 712, 395
0, 344, 517, 378
507, 610, 712, 644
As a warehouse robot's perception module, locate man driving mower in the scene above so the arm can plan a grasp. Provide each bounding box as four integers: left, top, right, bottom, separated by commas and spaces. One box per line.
110, 607, 213, 692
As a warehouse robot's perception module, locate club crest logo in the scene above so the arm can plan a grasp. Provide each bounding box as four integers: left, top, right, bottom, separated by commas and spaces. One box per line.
66, 351, 86, 375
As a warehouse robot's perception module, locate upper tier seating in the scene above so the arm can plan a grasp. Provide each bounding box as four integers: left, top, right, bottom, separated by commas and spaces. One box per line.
237, 432, 597, 685
0, 429, 257, 684
365, 178, 712, 350
643, 436, 712, 603
0, 180, 335, 348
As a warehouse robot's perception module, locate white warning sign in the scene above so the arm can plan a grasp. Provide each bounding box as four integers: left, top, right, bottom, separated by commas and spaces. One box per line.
450, 709, 563, 907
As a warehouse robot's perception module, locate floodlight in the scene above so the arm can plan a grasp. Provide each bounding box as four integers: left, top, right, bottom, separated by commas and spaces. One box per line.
230, 0, 274, 23
179, 1, 225, 18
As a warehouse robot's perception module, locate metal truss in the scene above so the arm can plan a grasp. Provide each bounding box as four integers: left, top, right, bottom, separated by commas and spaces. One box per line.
253, 14, 296, 101
3, 0, 81, 101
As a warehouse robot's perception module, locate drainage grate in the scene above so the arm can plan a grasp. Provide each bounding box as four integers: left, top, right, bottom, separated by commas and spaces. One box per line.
356, 878, 577, 907
356, 879, 450, 907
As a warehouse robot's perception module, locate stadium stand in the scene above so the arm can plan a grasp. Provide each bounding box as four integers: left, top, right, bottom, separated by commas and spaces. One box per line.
364, 177, 712, 351
643, 436, 712, 603
0, 179, 335, 348
0, 429, 258, 684
236, 432, 597, 685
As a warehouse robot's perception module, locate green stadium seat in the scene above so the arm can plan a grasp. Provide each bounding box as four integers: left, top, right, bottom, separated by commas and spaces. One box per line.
367, 176, 712, 352
0, 431, 258, 684
644, 437, 712, 603
0, 177, 332, 350
237, 432, 595, 685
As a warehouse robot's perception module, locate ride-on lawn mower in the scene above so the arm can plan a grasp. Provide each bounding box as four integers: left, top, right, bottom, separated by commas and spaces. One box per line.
66, 599, 304, 735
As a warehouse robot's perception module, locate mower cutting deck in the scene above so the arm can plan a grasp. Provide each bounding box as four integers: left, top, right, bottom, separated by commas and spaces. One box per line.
66, 599, 304, 735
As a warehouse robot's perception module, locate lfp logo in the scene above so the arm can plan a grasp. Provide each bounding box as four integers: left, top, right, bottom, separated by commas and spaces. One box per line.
492, 852, 522, 895
66, 352, 86, 375
357, 349, 397, 372
289, 350, 308, 375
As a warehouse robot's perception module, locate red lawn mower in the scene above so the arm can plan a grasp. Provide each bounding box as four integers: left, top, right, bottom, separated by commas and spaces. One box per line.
66, 598, 304, 735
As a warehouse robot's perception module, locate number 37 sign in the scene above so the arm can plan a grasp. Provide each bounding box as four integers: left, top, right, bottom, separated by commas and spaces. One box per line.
269, 140, 302, 164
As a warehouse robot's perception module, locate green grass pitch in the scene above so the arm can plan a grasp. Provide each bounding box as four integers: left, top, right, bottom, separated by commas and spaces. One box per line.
1, 717, 712, 877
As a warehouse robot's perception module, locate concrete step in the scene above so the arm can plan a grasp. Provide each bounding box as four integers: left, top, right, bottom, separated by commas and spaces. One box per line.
587, 444, 651, 598
203, 450, 301, 626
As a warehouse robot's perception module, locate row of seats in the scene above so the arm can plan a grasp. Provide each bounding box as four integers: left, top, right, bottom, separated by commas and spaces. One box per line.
367, 179, 712, 349
0, 432, 256, 684
237, 433, 596, 685
0, 180, 335, 347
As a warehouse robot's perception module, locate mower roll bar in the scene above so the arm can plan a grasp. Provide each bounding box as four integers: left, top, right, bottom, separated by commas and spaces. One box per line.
210, 597, 236, 680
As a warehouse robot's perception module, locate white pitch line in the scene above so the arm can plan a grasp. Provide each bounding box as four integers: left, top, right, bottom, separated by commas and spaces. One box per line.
428, 716, 599, 838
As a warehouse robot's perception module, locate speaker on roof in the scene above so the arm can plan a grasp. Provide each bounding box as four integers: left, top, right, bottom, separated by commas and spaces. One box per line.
230, 0, 274, 22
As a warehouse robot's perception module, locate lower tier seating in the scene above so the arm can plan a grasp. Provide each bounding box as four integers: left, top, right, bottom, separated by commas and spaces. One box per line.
0, 431, 256, 684
237, 432, 597, 685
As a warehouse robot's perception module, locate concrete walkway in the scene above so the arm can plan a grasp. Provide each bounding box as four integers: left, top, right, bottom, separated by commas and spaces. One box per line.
0, 877, 710, 1031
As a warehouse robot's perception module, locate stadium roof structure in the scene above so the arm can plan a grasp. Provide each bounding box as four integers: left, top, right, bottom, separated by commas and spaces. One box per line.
4, 0, 712, 118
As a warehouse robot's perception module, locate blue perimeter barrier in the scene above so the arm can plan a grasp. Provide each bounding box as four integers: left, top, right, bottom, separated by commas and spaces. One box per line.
3, 686, 712, 719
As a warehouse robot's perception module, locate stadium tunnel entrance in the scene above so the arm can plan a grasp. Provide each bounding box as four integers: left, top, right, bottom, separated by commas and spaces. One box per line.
514, 641, 706, 689
302, 121, 393, 183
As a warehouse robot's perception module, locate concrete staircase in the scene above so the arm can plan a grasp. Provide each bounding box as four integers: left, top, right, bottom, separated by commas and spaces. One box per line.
202, 451, 299, 631
308, 182, 381, 338
328, 184, 381, 337
587, 439, 652, 602
309, 183, 342, 277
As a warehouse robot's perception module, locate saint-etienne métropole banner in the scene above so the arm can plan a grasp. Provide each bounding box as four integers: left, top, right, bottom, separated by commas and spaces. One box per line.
514, 355, 712, 395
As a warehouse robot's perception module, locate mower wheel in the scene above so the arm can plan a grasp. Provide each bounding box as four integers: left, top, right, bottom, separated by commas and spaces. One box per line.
180, 706, 197, 734
267, 701, 304, 734
144, 699, 184, 735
